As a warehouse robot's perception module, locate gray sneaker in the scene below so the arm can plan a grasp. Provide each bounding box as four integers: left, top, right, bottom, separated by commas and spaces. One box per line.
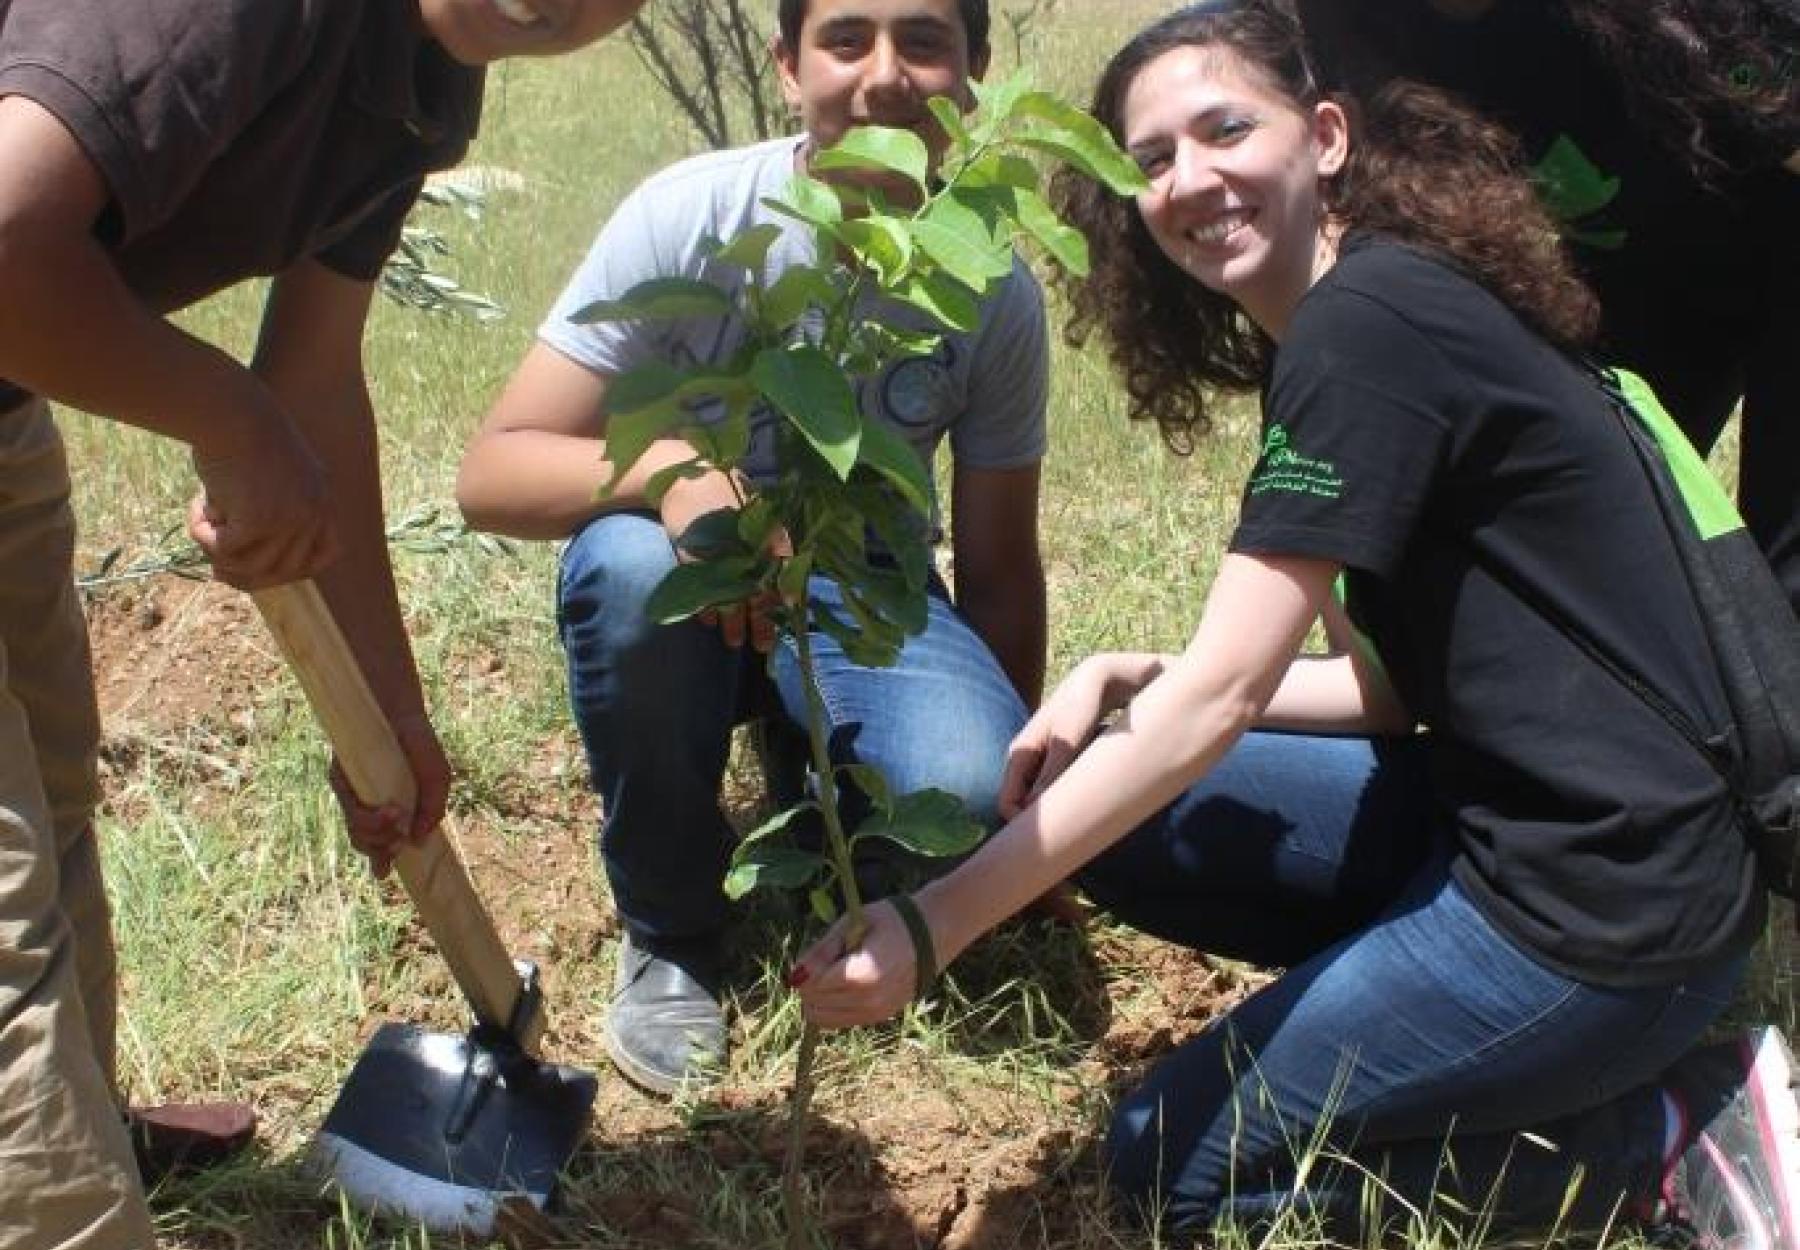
1660, 1027, 1800, 1250
603, 935, 727, 1096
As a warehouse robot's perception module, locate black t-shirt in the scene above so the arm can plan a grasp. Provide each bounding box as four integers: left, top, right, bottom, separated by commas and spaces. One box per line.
1231, 236, 1765, 987
1297, 0, 1800, 433
0, 0, 484, 310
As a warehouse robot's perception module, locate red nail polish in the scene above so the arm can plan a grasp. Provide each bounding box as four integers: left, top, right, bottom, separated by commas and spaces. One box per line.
785, 965, 810, 988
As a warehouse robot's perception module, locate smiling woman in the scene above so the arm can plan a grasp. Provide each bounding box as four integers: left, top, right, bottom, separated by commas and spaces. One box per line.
786, 1, 1800, 1246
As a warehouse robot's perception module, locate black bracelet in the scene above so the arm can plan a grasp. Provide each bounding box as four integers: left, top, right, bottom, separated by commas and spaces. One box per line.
887, 893, 937, 1000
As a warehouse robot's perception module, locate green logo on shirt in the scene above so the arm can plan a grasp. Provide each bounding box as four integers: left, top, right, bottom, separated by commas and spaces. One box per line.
1248, 425, 1344, 500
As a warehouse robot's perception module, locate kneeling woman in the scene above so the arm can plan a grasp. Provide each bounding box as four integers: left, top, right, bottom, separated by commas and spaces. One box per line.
791, 1, 1796, 1243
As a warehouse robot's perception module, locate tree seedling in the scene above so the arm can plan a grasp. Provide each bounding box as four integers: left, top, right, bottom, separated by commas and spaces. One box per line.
575, 72, 1145, 1247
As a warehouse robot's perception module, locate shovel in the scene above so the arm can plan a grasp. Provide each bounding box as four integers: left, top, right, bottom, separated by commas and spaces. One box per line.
252, 580, 598, 1237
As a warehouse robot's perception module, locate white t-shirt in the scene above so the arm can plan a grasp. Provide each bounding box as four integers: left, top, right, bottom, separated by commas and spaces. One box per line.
539, 136, 1049, 509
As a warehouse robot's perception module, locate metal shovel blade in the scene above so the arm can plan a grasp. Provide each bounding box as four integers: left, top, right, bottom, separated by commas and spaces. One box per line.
314, 1022, 598, 1236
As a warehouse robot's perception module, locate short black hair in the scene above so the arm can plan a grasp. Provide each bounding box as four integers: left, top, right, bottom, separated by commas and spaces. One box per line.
776, 0, 991, 53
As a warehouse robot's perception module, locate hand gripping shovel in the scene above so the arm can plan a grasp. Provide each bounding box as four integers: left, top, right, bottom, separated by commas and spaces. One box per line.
253, 581, 597, 1236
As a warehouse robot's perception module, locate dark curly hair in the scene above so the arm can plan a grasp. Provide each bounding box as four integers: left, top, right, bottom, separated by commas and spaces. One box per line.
1052, 0, 1599, 450
1562, 0, 1800, 179
1299, 0, 1800, 184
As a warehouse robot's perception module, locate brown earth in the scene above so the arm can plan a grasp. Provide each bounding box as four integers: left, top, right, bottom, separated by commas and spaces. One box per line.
86, 576, 1257, 1249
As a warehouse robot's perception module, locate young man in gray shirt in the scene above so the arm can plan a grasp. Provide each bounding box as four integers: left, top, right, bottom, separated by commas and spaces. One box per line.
457, 0, 1048, 1095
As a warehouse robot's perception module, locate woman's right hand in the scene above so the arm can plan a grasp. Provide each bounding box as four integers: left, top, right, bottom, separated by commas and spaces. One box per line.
1000, 653, 1152, 818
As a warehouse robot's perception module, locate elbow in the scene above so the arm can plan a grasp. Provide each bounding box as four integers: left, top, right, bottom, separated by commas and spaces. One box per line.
1155, 665, 1268, 776
453, 441, 502, 534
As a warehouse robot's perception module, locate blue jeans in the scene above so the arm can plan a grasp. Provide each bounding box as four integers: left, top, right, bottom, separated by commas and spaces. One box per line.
1077, 730, 1749, 1237
557, 511, 1027, 951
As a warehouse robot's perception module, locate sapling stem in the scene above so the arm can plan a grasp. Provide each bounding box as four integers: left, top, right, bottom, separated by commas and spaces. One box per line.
780, 612, 870, 1250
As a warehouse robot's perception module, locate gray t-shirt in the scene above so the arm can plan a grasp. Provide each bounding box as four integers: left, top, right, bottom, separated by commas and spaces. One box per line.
540, 136, 1048, 509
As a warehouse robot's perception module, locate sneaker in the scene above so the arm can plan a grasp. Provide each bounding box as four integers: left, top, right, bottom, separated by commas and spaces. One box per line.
1659, 1027, 1800, 1250
603, 935, 727, 1096
126, 1101, 256, 1186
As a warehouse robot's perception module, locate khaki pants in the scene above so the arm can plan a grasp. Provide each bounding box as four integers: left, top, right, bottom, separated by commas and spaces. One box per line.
0, 399, 151, 1248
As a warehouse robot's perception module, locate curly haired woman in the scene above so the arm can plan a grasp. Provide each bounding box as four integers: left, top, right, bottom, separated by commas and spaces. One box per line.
787, 2, 1800, 1245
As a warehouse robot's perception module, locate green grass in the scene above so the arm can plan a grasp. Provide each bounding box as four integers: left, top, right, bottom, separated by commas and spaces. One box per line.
52, 3, 1795, 1247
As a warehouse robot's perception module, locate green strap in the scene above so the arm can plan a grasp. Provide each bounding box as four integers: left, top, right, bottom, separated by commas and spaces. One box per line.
887, 893, 937, 1000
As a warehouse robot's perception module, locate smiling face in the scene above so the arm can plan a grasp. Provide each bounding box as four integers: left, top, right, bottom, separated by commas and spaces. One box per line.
416, 0, 648, 66
1123, 43, 1347, 336
774, 0, 988, 196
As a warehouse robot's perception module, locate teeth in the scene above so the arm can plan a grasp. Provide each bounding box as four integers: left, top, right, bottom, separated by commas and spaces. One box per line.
1191, 210, 1250, 245
493, 0, 542, 24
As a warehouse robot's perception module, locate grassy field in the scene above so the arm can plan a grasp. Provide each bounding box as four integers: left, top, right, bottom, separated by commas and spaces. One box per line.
55, 4, 1794, 1248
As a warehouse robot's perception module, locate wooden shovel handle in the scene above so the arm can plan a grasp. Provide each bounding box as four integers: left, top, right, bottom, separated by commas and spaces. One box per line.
252, 580, 544, 1054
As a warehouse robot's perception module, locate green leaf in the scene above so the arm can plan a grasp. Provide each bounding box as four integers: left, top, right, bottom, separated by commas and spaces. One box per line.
808, 886, 839, 924
1012, 186, 1089, 275
852, 788, 985, 858
602, 363, 756, 491
960, 152, 1040, 192
708, 223, 785, 272
674, 507, 751, 561
926, 96, 972, 155
724, 843, 826, 900
573, 277, 735, 323
852, 562, 929, 635
812, 601, 899, 668
762, 266, 838, 329
764, 175, 844, 230
752, 345, 862, 480
606, 360, 686, 415
1531, 135, 1621, 223
642, 457, 711, 507
685, 399, 752, 468
969, 70, 1033, 139
913, 197, 1015, 291
854, 417, 932, 515
814, 126, 930, 194
836, 214, 915, 286
735, 495, 781, 551
644, 556, 764, 623
896, 271, 981, 333
739, 801, 821, 849
848, 484, 933, 590
599, 386, 685, 493
837, 762, 893, 817
776, 552, 813, 605
1014, 91, 1150, 194
835, 587, 906, 662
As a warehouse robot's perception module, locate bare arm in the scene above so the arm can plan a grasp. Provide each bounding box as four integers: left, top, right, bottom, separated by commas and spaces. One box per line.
253, 263, 425, 727
251, 260, 453, 861
796, 552, 1338, 1023
1259, 597, 1412, 733
455, 343, 738, 541
950, 463, 1046, 706
0, 95, 331, 586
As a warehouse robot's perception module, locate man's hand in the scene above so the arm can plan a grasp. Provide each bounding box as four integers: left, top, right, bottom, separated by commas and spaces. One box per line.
659, 467, 789, 652
329, 710, 452, 879
188, 402, 338, 589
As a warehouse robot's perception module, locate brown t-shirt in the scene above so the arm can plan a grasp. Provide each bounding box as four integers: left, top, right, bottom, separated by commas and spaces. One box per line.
0, 0, 484, 313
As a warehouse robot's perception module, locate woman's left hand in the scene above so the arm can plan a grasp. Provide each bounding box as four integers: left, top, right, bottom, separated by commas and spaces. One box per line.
789, 899, 925, 1029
